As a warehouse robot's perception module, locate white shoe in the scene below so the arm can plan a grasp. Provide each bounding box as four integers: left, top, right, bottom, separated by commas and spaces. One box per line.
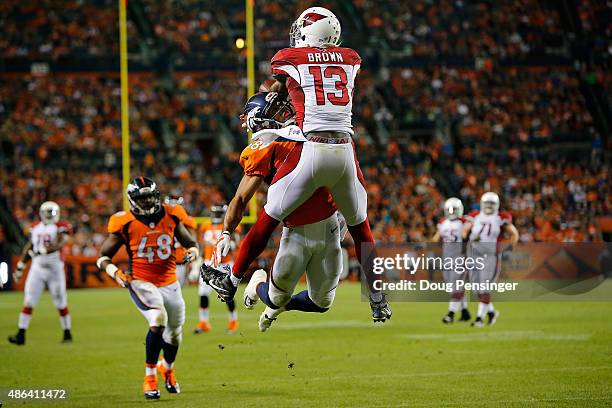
244, 269, 267, 310
259, 306, 284, 332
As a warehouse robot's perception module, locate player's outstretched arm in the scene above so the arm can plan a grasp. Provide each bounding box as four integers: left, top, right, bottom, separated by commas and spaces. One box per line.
212, 174, 263, 265
430, 231, 441, 243
97, 234, 130, 288
462, 222, 473, 240
223, 174, 264, 234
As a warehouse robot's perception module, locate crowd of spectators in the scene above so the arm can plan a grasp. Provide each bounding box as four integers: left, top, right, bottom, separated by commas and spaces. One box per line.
0, 0, 610, 258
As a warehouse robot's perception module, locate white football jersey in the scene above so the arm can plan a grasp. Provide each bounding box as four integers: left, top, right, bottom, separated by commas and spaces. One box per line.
271, 46, 361, 135
467, 211, 512, 243
437, 217, 465, 258
29, 220, 72, 262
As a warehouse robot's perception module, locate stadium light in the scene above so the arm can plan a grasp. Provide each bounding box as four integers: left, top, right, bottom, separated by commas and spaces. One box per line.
235, 37, 245, 49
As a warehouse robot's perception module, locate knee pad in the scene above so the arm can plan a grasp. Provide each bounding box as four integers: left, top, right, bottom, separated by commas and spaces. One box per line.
147, 308, 168, 327
310, 293, 334, 310
163, 326, 183, 346
269, 290, 292, 309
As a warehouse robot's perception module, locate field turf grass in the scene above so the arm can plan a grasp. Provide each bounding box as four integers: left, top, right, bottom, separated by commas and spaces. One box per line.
2, 282, 612, 407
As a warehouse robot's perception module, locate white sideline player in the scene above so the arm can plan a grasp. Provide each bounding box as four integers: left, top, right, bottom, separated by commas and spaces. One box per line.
8, 201, 73, 345
200, 7, 391, 322
432, 197, 471, 324
463, 192, 519, 327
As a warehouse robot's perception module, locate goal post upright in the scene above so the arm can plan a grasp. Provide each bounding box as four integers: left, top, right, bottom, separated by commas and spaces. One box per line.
119, 0, 130, 212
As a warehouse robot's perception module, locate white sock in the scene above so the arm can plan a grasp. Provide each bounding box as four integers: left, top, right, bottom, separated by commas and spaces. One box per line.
60, 314, 71, 330
477, 302, 488, 318
145, 366, 157, 376
162, 358, 174, 370
488, 303, 495, 313
199, 308, 209, 322
448, 300, 460, 313
229, 273, 241, 286
18, 312, 32, 330
461, 297, 468, 309
229, 310, 238, 321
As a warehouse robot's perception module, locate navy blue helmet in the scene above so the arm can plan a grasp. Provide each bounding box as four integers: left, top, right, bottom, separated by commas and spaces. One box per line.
242, 92, 295, 132
126, 177, 161, 215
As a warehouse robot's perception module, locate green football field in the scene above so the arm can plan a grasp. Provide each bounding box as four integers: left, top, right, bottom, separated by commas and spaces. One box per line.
2, 282, 612, 407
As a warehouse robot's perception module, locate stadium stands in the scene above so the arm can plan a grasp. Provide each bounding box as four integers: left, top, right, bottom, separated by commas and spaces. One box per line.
0, 0, 609, 257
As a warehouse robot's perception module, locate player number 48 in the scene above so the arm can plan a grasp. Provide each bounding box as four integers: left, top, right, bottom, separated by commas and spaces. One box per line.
137, 234, 172, 262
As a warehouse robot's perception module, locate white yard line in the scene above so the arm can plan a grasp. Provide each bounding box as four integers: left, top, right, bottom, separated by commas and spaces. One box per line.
399, 330, 592, 342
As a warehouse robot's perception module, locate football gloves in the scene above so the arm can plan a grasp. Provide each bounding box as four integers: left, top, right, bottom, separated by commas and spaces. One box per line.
183, 247, 199, 264
200, 263, 236, 302
113, 269, 132, 288
370, 292, 392, 323
213, 231, 231, 267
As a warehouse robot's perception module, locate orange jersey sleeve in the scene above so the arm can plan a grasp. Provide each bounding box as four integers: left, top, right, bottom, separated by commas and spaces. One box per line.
240, 139, 298, 183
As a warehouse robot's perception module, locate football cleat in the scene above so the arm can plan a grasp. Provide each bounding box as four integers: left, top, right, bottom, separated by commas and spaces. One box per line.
200, 264, 237, 303
143, 374, 161, 400
370, 292, 392, 323
244, 269, 267, 309
459, 308, 471, 322
193, 321, 211, 334
259, 311, 277, 332
157, 361, 180, 394
227, 320, 239, 334
8, 331, 25, 346
487, 310, 500, 325
62, 330, 73, 343
471, 317, 485, 328
442, 311, 455, 324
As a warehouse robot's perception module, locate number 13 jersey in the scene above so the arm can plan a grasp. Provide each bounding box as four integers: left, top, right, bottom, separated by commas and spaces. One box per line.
271, 46, 361, 134
107, 204, 191, 286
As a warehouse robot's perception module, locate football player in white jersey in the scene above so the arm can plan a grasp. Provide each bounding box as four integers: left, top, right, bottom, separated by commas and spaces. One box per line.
463, 192, 519, 327
432, 198, 470, 324
201, 7, 391, 322
8, 201, 73, 345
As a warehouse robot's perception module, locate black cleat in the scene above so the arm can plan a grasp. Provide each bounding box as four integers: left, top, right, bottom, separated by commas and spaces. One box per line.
442, 311, 455, 324
487, 310, 500, 325
200, 264, 237, 302
62, 330, 72, 343
370, 292, 392, 323
8, 329, 25, 345
459, 308, 471, 322
471, 317, 484, 328
144, 390, 161, 400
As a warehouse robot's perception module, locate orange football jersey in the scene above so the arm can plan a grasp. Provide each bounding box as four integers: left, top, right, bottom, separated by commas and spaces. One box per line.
240, 139, 337, 227
107, 204, 192, 287
199, 222, 241, 264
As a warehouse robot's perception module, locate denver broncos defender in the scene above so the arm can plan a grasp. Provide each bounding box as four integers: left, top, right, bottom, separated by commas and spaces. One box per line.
9, 201, 73, 345
97, 177, 198, 400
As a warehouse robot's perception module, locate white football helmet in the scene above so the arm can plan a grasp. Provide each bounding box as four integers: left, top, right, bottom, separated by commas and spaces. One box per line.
480, 192, 500, 215
40, 201, 60, 225
443, 197, 464, 220
290, 7, 341, 48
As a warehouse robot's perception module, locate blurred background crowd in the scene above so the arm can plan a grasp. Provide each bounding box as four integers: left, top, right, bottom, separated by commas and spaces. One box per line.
0, 0, 610, 259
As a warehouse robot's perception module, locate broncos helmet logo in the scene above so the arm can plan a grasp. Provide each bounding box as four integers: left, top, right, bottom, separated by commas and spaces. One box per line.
302, 12, 327, 27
